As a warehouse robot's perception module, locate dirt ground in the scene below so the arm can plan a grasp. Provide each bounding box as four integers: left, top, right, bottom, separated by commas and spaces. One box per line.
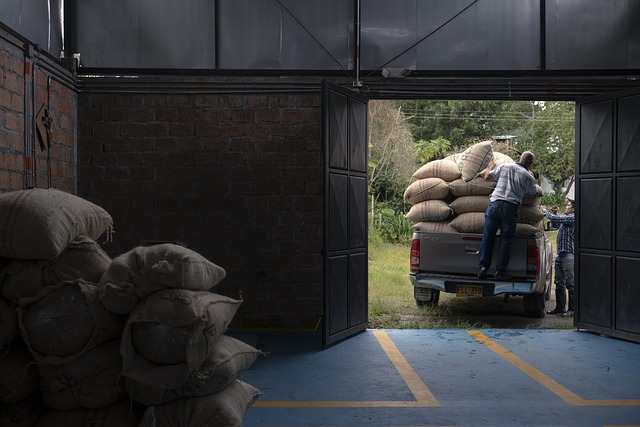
400, 291, 575, 329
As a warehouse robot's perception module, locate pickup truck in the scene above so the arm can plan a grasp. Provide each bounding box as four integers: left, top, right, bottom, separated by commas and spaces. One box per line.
409, 226, 553, 317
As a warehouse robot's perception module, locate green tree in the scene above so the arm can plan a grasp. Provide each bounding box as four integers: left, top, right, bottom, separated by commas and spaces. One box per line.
395, 100, 533, 153
517, 102, 575, 199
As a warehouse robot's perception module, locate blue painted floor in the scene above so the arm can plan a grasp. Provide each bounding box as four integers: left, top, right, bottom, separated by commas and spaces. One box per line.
235, 329, 640, 427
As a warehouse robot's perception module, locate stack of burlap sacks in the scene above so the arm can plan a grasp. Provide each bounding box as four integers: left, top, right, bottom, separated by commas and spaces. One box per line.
0, 188, 261, 427
404, 140, 544, 235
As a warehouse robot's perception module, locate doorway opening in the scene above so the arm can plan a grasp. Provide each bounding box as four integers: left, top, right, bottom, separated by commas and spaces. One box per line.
367, 99, 576, 330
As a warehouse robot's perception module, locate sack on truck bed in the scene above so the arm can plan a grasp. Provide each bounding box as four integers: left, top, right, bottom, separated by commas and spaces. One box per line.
98, 244, 226, 315
446, 140, 493, 182
405, 200, 453, 223
403, 178, 450, 205
0, 189, 113, 261
411, 158, 461, 182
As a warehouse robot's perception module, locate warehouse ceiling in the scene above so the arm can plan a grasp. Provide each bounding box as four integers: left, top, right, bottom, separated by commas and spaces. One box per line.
1, 0, 640, 100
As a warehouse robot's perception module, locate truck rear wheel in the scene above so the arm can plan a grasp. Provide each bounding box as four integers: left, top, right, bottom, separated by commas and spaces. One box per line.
414, 288, 440, 307
523, 293, 546, 318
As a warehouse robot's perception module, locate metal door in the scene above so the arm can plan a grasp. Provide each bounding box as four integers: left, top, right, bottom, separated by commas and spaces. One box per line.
575, 88, 640, 343
322, 81, 368, 347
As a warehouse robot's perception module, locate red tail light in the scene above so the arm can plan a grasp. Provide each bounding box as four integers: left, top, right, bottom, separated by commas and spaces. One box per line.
410, 238, 420, 269
527, 244, 540, 275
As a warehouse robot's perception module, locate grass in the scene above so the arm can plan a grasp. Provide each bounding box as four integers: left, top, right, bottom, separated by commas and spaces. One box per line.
367, 233, 573, 330
367, 240, 490, 329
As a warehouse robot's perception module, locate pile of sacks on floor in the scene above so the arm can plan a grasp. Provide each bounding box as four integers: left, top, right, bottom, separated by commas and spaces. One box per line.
0, 188, 261, 427
403, 140, 544, 234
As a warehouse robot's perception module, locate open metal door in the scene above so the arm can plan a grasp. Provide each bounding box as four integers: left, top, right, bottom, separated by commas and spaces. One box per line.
575, 87, 640, 344
322, 81, 368, 347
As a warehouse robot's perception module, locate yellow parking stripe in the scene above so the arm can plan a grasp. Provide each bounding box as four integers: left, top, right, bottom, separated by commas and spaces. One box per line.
253, 330, 439, 408
468, 330, 640, 407
373, 330, 440, 407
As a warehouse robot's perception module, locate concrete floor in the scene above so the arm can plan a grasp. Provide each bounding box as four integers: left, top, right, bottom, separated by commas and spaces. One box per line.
236, 329, 640, 427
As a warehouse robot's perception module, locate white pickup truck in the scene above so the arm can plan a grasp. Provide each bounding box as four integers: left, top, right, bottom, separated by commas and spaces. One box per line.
409, 226, 553, 317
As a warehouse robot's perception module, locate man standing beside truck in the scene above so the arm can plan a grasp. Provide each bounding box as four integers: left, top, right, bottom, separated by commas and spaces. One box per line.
543, 199, 576, 316
478, 151, 540, 281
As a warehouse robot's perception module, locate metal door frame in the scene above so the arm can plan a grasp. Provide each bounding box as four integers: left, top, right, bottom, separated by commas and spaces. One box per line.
322, 80, 369, 347
575, 87, 640, 343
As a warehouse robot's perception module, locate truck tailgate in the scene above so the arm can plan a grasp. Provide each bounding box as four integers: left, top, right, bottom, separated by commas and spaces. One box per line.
417, 232, 530, 277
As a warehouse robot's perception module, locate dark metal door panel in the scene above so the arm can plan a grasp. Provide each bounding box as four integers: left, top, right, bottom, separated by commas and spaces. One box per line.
323, 81, 368, 347
616, 257, 640, 335
578, 253, 612, 329
579, 178, 612, 251
576, 88, 640, 343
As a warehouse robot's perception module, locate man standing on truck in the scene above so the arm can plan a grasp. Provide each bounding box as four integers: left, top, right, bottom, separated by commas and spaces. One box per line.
478, 151, 540, 281
543, 199, 576, 316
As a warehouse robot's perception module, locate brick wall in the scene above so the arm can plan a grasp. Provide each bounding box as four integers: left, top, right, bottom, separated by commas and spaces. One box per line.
0, 32, 76, 193
77, 88, 324, 331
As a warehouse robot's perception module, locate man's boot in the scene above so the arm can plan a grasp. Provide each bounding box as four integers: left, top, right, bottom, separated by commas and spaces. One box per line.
563, 289, 574, 317
547, 289, 567, 314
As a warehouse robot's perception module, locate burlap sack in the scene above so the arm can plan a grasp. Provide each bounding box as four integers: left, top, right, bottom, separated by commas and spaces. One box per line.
1, 393, 46, 427
492, 151, 514, 165
522, 185, 543, 206
405, 200, 453, 223
17, 280, 125, 365
0, 189, 113, 260
120, 289, 242, 389
38, 340, 124, 411
0, 297, 18, 349
447, 140, 494, 182
515, 223, 543, 236
411, 158, 461, 182
149, 380, 262, 427
34, 399, 144, 427
403, 178, 450, 205
98, 244, 226, 315
449, 176, 496, 197
518, 206, 545, 225
0, 341, 39, 405
413, 221, 457, 233
450, 212, 485, 233
1, 237, 111, 303
122, 334, 262, 406
449, 195, 490, 215
451, 214, 544, 235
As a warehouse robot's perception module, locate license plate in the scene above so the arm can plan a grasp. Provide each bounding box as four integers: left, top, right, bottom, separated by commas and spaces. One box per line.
456, 285, 483, 297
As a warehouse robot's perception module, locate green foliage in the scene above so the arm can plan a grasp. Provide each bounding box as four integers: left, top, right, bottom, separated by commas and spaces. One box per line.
541, 193, 565, 209
394, 100, 533, 151
516, 102, 575, 198
371, 206, 413, 244
414, 137, 452, 163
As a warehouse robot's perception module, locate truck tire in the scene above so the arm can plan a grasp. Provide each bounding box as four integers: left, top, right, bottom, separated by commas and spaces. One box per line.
523, 293, 546, 318
414, 288, 439, 307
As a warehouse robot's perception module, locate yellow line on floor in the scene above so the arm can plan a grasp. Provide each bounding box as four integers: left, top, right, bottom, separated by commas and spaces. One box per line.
252, 400, 436, 408
373, 330, 440, 407
468, 330, 640, 407
253, 330, 439, 408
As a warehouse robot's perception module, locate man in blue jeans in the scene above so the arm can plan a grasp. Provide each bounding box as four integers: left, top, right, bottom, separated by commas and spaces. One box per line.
478, 151, 540, 281
543, 199, 576, 316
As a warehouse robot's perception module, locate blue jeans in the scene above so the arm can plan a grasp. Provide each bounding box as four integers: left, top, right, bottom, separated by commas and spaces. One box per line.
554, 252, 575, 291
479, 200, 518, 274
